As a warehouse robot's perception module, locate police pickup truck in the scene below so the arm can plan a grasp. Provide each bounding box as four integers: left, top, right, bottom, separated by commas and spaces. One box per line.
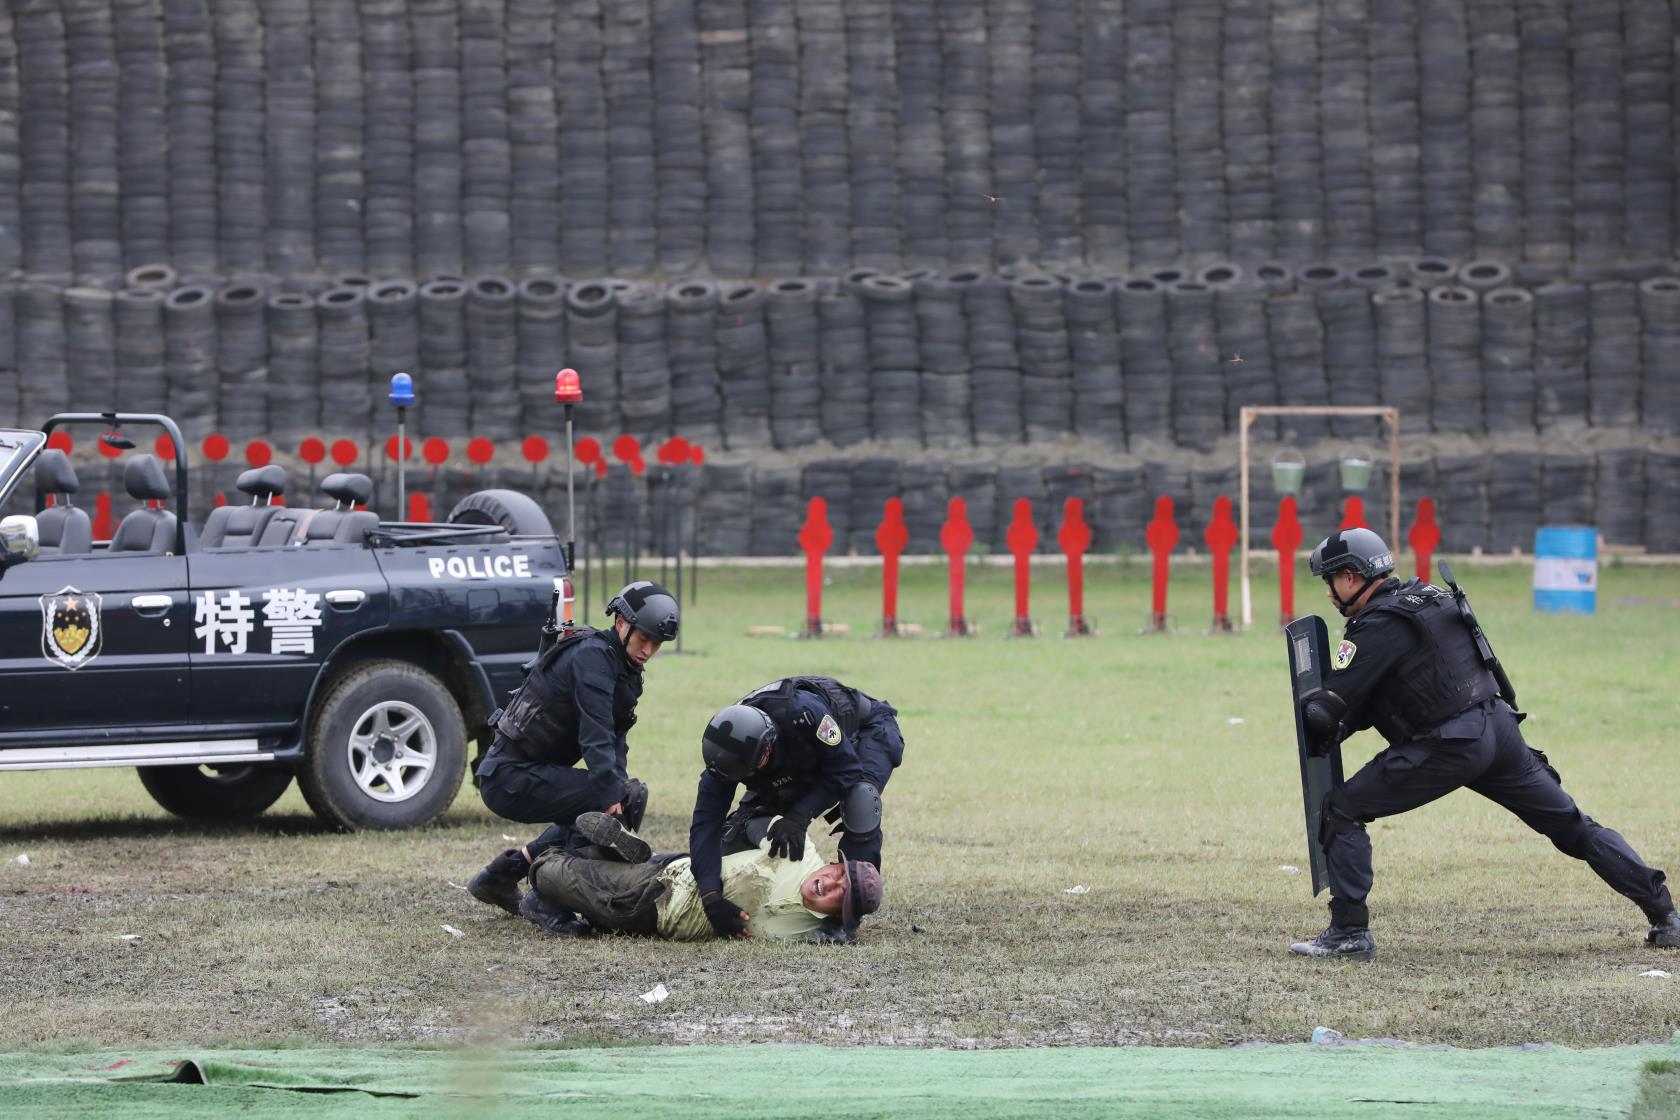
0, 412, 567, 830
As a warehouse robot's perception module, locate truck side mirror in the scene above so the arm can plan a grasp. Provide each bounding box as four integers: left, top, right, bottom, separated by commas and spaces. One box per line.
0, 514, 39, 568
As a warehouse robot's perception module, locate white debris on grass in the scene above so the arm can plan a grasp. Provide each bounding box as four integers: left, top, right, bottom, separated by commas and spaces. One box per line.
1227, 717, 1245, 725
640, 983, 670, 1004
441, 924, 466, 939
446, 881, 468, 892
13, 854, 28, 865
502, 835, 518, 842
119, 934, 142, 942
1278, 865, 1301, 874
1311, 1027, 1343, 1044
1062, 885, 1091, 895
1641, 970, 1670, 979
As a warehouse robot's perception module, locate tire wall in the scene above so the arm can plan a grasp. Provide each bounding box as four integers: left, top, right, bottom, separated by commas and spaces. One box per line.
1, 1, 1678, 554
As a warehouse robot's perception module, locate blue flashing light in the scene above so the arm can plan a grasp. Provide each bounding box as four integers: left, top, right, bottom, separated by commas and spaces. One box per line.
388, 371, 416, 407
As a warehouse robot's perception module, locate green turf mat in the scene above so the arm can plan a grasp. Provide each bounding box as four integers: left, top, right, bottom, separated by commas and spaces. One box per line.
1, 1041, 1676, 1120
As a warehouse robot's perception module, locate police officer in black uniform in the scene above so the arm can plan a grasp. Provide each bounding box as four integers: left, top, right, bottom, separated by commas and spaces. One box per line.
689, 676, 904, 940
1291, 527, 1679, 959
466, 580, 680, 916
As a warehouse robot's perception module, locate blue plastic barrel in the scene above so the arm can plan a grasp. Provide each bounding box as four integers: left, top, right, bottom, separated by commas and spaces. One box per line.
1533, 526, 1597, 614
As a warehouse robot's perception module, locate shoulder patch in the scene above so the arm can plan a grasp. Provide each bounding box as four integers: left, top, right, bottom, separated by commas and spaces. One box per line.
1332, 640, 1357, 671
815, 713, 842, 746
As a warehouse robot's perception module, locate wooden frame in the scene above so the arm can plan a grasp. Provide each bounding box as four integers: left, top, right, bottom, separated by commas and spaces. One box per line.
1238, 405, 1401, 628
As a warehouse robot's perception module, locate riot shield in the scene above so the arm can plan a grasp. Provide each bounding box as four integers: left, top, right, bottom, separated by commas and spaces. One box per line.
1284, 614, 1345, 896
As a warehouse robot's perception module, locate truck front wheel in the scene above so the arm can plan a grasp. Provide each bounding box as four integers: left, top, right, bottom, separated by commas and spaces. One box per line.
138, 764, 294, 820
300, 660, 467, 830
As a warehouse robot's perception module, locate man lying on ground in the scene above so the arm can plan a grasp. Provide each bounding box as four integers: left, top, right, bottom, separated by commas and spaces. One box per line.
521, 812, 882, 944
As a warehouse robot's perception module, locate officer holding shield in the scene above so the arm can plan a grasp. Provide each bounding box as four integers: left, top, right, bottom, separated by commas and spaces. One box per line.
688, 676, 904, 941
466, 580, 680, 918
1290, 527, 1678, 959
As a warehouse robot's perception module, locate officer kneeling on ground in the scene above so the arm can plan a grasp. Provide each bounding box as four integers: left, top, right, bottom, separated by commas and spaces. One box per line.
1291, 527, 1679, 960
690, 677, 904, 942
467, 581, 680, 918
520, 811, 883, 943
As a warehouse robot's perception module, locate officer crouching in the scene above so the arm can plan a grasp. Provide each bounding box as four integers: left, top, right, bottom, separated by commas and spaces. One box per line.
1291, 528, 1679, 960
689, 676, 904, 942
467, 581, 679, 921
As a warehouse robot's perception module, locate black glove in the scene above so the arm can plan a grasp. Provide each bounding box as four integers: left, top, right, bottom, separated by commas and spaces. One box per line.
1299, 688, 1347, 755
701, 890, 749, 936
765, 814, 810, 860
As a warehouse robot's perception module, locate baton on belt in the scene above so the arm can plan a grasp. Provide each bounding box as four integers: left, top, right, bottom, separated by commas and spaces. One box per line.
1437, 560, 1519, 711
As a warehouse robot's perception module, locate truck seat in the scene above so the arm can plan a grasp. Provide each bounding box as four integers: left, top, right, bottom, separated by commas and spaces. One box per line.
33, 450, 93, 555
109, 455, 178, 554
200, 465, 286, 549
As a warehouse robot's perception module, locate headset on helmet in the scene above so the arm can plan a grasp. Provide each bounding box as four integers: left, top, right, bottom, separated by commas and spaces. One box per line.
606, 580, 680, 642
702, 704, 776, 783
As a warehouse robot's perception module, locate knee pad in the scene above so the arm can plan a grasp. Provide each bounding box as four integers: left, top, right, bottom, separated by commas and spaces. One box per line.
620, 778, 648, 833
841, 782, 882, 836
1317, 790, 1367, 847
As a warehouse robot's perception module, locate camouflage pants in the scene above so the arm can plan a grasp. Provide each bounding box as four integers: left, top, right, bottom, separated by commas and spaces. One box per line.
529, 849, 666, 936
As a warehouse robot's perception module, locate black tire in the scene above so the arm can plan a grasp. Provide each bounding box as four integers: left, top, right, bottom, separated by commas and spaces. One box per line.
137, 764, 294, 821
447, 489, 553, 536
299, 660, 467, 831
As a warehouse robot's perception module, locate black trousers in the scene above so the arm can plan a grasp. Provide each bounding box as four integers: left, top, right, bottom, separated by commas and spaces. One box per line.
476, 747, 606, 861
530, 848, 666, 935
724, 703, 905, 871
1324, 700, 1673, 928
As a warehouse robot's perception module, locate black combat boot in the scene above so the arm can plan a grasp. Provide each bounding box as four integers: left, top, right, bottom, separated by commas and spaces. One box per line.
467, 848, 529, 915
518, 890, 593, 937
1648, 912, 1680, 948
1289, 924, 1377, 960
576, 811, 652, 864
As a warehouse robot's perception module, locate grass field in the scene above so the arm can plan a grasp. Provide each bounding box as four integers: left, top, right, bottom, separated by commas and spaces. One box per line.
2, 558, 1678, 1053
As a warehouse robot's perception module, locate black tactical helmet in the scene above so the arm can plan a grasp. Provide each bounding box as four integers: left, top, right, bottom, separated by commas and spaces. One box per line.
702, 704, 776, 782
1309, 527, 1396, 580
607, 580, 680, 641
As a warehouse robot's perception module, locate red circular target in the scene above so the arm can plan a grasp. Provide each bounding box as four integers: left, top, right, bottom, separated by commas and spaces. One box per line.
330, 439, 358, 466
422, 438, 450, 465
203, 433, 229, 461
466, 437, 494, 465
245, 440, 273, 467
299, 437, 326, 464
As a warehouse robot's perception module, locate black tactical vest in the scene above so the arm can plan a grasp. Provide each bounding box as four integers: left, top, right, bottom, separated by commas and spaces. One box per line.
494, 627, 641, 763
739, 676, 869, 740
735, 677, 868, 806
1359, 579, 1500, 743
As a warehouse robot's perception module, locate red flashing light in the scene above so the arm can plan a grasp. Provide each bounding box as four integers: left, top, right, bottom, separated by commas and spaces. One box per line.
554, 367, 584, 404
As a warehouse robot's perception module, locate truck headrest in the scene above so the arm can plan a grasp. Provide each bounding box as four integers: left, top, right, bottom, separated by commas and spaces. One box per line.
236, 464, 287, 501
321, 472, 373, 509
33, 449, 80, 495
124, 454, 172, 501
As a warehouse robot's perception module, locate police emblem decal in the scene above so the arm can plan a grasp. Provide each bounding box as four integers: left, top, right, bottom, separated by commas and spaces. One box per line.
816, 713, 842, 746
41, 586, 103, 670
1332, 640, 1357, 671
